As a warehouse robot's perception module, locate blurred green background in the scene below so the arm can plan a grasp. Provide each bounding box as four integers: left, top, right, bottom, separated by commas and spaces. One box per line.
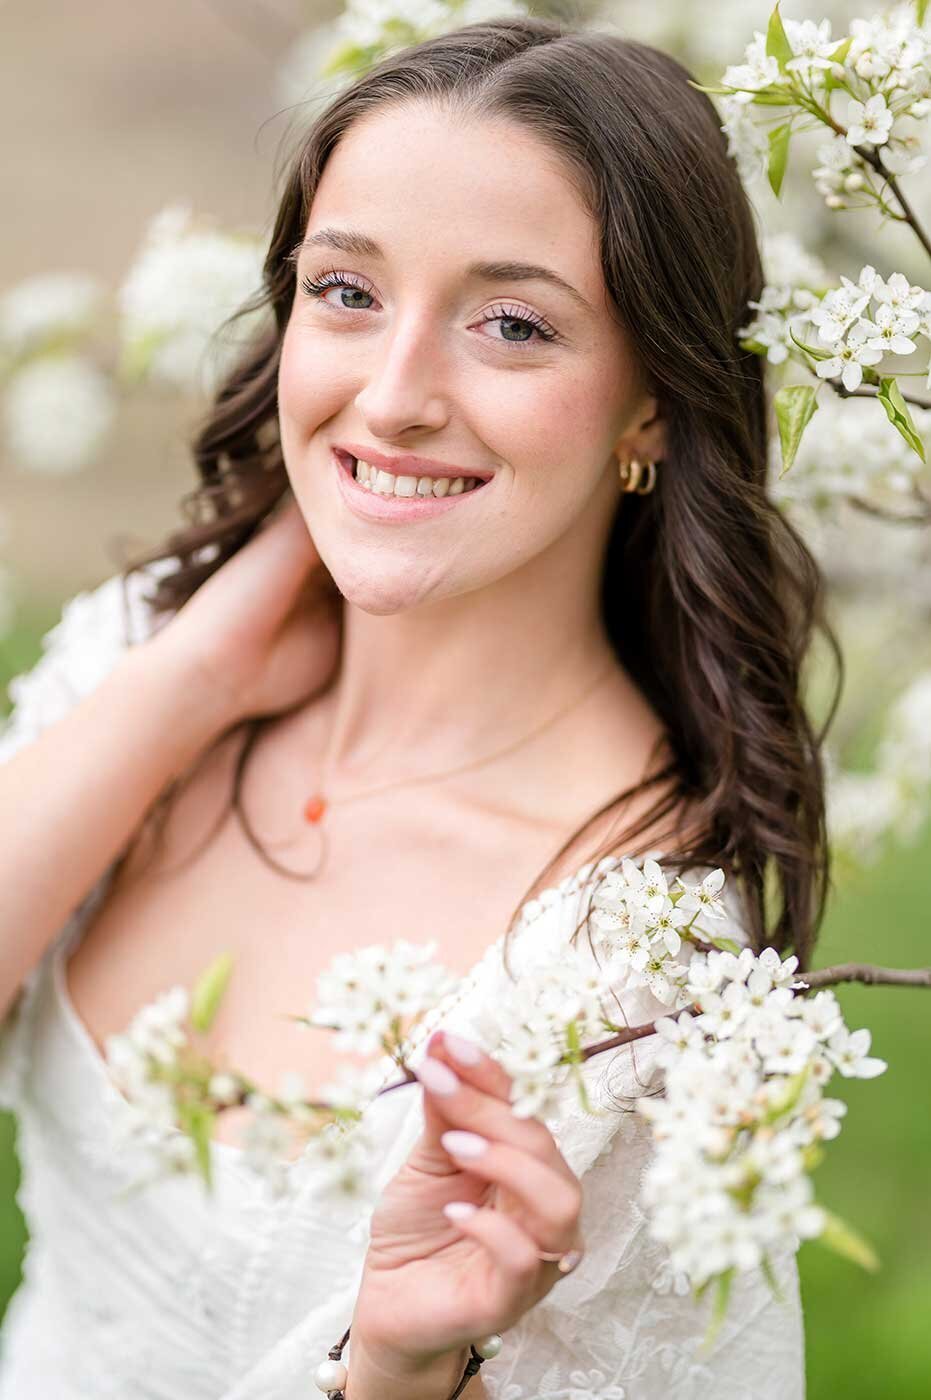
2, 604, 930, 1396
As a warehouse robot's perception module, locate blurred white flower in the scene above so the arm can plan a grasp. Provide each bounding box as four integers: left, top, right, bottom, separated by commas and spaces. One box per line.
308, 939, 459, 1055
4, 353, 115, 473
771, 392, 931, 511
117, 204, 267, 395
0, 271, 105, 357
277, 0, 530, 104
761, 231, 830, 294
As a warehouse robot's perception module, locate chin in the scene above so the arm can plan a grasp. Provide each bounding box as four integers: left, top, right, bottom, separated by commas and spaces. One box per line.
326, 559, 447, 616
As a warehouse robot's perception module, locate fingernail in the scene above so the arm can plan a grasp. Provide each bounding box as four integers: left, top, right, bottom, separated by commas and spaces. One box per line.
443, 1200, 478, 1222
441, 1130, 488, 1159
443, 1031, 483, 1066
416, 1057, 459, 1096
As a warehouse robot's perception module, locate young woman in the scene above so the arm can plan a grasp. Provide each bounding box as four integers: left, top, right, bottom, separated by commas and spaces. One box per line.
0, 15, 836, 1399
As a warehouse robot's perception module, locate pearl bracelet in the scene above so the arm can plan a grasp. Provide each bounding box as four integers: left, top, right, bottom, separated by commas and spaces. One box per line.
313, 1325, 504, 1398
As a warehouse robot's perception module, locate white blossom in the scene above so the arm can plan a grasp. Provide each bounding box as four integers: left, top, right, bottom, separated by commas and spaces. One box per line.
3, 353, 116, 474
783, 18, 837, 81
861, 301, 920, 356
845, 93, 894, 148
309, 939, 459, 1055
720, 95, 770, 184
675, 867, 727, 920
0, 271, 105, 356
825, 1026, 888, 1078
722, 30, 781, 102
636, 936, 885, 1288
117, 204, 268, 395
814, 319, 884, 391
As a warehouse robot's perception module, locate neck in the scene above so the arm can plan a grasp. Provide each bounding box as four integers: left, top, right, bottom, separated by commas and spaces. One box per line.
312, 528, 618, 784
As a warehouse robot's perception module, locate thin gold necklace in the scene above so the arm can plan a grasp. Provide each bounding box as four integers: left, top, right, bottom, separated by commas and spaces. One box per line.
293, 659, 615, 877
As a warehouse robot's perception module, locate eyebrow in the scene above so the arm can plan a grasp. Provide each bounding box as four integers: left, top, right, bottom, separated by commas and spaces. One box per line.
290, 226, 593, 315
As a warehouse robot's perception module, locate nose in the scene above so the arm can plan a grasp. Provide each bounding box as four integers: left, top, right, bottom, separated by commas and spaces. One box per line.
354, 313, 450, 439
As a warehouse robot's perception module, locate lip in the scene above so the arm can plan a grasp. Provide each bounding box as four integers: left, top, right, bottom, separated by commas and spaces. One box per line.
336, 443, 494, 482
333, 448, 491, 523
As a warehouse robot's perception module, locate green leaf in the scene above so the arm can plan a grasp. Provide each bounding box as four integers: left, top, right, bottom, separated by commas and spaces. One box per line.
918, 0, 928, 26
760, 1252, 787, 1304
801, 1143, 826, 1173
705, 933, 744, 955
814, 1208, 880, 1272
317, 41, 381, 79
767, 123, 792, 197
788, 324, 836, 362
759, 1065, 811, 1125
115, 329, 168, 387
766, 4, 794, 70
774, 384, 819, 476
190, 952, 235, 1034
828, 36, 853, 66
749, 87, 797, 106
179, 1102, 215, 1193
699, 1268, 735, 1355
877, 376, 927, 462
687, 80, 742, 96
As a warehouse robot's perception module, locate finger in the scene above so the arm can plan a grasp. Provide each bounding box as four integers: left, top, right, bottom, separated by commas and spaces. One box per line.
413, 1052, 576, 1184
440, 1133, 582, 1256
440, 1202, 569, 1323
427, 1029, 514, 1102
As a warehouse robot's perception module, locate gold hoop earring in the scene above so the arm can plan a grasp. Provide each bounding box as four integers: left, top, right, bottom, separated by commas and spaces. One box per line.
618, 456, 657, 495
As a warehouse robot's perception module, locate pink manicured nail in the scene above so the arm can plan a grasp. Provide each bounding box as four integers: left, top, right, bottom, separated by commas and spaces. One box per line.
416, 1057, 459, 1096
443, 1031, 483, 1066
443, 1200, 478, 1222
441, 1130, 488, 1159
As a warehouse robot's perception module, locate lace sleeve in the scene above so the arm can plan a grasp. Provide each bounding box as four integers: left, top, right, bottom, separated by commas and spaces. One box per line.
0, 566, 165, 1111
0, 568, 164, 767
479, 867, 805, 1400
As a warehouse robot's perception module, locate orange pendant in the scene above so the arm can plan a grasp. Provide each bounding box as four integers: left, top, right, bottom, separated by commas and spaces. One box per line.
303, 794, 327, 824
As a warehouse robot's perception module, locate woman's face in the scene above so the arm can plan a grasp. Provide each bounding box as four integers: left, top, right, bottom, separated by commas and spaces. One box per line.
278, 102, 661, 615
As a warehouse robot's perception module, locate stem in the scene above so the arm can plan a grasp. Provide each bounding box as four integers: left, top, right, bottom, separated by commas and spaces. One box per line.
792, 83, 931, 263
847, 491, 931, 524
792, 962, 931, 991
372, 961, 931, 1094
856, 144, 931, 264
827, 379, 931, 412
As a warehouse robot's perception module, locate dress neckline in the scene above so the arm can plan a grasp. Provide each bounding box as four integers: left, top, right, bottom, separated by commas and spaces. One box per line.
49, 850, 633, 1176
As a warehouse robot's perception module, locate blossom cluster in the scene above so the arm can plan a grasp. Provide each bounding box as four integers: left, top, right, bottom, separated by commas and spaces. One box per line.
638, 945, 885, 1293
98, 856, 887, 1329
0, 205, 267, 479
718, 4, 931, 192
739, 258, 931, 392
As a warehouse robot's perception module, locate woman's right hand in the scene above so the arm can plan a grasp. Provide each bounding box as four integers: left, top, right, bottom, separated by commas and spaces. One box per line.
144, 493, 342, 733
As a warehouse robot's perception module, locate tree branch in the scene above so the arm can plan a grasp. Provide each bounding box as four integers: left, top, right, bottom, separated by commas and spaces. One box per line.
365, 959, 931, 1101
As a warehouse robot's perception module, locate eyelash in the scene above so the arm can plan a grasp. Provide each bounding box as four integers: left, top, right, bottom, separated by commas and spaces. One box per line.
299, 268, 560, 348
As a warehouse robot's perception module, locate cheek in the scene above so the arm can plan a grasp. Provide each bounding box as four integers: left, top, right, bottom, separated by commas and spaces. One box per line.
277, 321, 352, 428
506, 374, 612, 496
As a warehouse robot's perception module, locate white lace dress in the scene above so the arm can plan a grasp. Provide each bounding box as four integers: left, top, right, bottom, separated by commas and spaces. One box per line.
0, 571, 806, 1398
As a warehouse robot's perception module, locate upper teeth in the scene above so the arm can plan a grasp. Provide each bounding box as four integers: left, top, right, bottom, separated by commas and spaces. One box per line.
353, 459, 480, 498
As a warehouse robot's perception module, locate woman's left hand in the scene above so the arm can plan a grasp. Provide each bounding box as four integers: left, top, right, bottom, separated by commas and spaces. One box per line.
351, 1028, 585, 1369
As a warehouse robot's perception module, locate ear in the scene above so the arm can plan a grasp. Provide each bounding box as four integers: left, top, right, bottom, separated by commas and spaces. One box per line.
612, 392, 666, 468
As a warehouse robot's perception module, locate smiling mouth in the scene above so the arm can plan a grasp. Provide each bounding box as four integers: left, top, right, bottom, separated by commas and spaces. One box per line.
338, 451, 490, 500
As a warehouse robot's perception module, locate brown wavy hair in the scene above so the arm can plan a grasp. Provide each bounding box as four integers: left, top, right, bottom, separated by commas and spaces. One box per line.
115, 15, 842, 974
